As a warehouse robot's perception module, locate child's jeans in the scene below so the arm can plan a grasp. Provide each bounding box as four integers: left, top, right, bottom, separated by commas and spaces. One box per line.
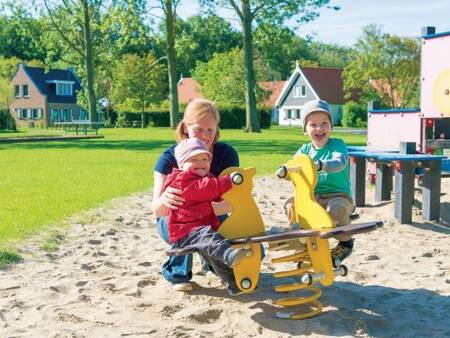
175, 226, 237, 289
156, 215, 229, 284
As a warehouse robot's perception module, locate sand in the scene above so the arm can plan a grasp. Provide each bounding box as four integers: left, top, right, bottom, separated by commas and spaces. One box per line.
1, 177, 449, 338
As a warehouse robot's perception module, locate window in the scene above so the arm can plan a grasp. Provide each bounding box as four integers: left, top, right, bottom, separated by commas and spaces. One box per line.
61, 108, 72, 121
296, 109, 301, 119
79, 109, 87, 120
293, 85, 300, 98
301, 85, 306, 97
22, 108, 29, 119
22, 85, 29, 97
32, 108, 41, 119
16, 108, 21, 118
51, 108, 59, 123
56, 83, 72, 96
287, 109, 292, 119
15, 85, 20, 97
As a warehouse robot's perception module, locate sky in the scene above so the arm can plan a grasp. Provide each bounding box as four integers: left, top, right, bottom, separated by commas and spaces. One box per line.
175, 0, 450, 46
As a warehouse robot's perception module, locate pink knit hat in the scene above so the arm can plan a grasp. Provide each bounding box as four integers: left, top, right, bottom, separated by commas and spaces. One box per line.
175, 138, 212, 167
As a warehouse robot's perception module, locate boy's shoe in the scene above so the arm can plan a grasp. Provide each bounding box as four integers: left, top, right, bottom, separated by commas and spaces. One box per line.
331, 242, 353, 266
172, 282, 192, 292
230, 248, 252, 268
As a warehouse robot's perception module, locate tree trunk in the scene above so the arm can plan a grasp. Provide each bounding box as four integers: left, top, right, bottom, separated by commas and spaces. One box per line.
82, 0, 97, 123
241, 0, 260, 132
164, 0, 179, 128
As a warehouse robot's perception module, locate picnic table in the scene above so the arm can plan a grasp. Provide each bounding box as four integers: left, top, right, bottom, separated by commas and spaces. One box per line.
348, 148, 446, 223
53, 121, 102, 135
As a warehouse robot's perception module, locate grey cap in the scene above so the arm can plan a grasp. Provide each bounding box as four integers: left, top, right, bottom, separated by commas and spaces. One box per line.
302, 99, 333, 130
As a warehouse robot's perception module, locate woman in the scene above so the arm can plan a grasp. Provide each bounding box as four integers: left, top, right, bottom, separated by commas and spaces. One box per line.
152, 99, 239, 292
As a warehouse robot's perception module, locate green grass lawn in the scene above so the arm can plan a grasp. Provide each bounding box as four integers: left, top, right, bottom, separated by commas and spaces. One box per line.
0, 126, 366, 256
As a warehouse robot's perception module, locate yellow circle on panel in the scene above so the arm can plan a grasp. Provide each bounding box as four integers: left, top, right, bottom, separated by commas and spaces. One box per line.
433, 69, 450, 116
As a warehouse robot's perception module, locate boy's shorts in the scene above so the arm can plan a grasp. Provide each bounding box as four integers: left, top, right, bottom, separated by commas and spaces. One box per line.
315, 193, 354, 226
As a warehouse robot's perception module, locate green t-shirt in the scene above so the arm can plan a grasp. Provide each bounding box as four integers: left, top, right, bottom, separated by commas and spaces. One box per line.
295, 138, 351, 197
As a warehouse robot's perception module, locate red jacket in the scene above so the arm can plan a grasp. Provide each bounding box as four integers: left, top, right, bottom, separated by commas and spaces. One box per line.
163, 169, 233, 243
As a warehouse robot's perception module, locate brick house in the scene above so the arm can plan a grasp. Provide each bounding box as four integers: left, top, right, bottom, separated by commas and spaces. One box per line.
10, 63, 84, 128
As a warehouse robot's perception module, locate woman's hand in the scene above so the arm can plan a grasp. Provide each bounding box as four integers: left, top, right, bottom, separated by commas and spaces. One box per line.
160, 187, 185, 210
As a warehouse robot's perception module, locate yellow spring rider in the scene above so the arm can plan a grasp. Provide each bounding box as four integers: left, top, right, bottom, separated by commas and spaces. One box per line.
167, 154, 383, 320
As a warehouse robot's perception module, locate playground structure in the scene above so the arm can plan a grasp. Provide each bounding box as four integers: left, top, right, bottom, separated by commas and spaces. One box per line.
168, 155, 383, 320
367, 26, 450, 154
347, 26, 450, 223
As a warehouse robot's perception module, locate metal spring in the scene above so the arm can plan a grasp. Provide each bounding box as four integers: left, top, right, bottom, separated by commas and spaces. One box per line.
272, 249, 324, 319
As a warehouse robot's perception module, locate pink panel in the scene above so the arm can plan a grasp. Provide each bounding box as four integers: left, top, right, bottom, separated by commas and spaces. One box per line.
367, 112, 421, 151
421, 34, 450, 117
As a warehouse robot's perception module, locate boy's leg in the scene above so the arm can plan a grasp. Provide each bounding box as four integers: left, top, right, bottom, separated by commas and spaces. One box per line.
156, 217, 193, 286
318, 195, 355, 263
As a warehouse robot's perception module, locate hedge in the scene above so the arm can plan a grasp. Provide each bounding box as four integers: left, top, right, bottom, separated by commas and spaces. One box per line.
0, 109, 16, 131
117, 105, 271, 129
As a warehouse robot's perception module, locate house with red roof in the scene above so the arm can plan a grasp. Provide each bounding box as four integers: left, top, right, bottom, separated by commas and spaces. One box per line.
177, 76, 202, 103
274, 64, 345, 127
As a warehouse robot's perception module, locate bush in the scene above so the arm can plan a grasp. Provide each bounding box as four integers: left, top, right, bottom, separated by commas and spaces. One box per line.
0, 109, 16, 130
342, 101, 367, 128
115, 105, 271, 129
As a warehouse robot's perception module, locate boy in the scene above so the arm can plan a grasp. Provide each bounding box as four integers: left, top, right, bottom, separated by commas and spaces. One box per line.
285, 99, 355, 264
163, 137, 250, 296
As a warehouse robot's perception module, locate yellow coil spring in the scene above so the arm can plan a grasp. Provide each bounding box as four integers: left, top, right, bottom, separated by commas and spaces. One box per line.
272, 249, 323, 319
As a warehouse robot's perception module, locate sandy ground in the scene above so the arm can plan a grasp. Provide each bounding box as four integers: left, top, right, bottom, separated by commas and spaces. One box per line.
1, 177, 449, 338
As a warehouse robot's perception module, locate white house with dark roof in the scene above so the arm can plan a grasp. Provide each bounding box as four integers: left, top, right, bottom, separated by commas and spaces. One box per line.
10, 63, 84, 128
275, 63, 345, 127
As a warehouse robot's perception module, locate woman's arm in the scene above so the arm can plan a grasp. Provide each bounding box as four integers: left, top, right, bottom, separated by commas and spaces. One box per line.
151, 171, 184, 218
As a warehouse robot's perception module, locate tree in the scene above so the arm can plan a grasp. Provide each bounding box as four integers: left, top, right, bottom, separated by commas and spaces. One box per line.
307, 41, 353, 68
193, 48, 277, 106
43, 0, 103, 123
174, 14, 241, 76
253, 23, 310, 80
0, 3, 47, 61
343, 25, 420, 108
111, 53, 167, 127
152, 0, 182, 129
200, 0, 334, 132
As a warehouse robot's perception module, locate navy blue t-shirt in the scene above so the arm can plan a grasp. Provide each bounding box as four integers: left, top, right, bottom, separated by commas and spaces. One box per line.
154, 141, 239, 177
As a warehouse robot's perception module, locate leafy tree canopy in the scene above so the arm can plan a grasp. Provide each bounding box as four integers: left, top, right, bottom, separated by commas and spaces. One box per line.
343, 24, 420, 108
193, 48, 275, 106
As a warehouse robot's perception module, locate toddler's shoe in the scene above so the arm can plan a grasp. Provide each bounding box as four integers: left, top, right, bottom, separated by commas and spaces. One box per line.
229, 248, 252, 268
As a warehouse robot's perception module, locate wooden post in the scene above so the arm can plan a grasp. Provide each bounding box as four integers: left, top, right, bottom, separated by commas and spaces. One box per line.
394, 161, 415, 224
350, 156, 366, 207
375, 163, 392, 201
422, 160, 441, 220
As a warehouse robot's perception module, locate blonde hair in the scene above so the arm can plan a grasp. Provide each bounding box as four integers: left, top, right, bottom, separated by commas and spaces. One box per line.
175, 99, 221, 143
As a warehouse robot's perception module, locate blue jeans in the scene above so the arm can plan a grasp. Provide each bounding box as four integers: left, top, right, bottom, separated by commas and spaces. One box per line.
156, 214, 229, 284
